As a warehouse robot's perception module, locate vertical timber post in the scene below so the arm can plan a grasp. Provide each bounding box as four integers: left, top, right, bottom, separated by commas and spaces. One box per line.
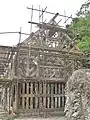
16, 28, 21, 113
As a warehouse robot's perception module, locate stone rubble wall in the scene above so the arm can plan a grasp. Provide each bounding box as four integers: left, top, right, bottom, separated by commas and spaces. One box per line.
65, 69, 90, 120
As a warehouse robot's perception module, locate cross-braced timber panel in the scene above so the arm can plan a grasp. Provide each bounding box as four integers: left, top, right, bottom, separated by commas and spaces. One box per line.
18, 82, 65, 113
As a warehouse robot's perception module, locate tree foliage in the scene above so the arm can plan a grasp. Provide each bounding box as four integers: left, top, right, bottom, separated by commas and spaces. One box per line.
77, 0, 90, 16
68, 0, 90, 53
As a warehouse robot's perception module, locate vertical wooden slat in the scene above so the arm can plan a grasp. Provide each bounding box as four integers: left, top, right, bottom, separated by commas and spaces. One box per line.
62, 84, 65, 108
35, 83, 38, 109
60, 83, 62, 108
28, 82, 31, 109
57, 83, 59, 108
37, 82, 39, 109
9, 87, 11, 111
55, 83, 57, 108
57, 97, 59, 108
30, 82, 33, 109
47, 83, 49, 108
46, 97, 48, 108
26, 83, 29, 109
58, 84, 61, 94
58, 97, 60, 108
55, 83, 57, 94
58, 83, 61, 108
29, 82, 31, 94
48, 83, 51, 108
43, 83, 46, 108
55, 97, 57, 108
28, 97, 30, 109
39, 83, 42, 109
48, 83, 50, 94
47, 97, 49, 108
27, 83, 29, 94
49, 84, 51, 108
5, 88, 7, 107
40, 83, 42, 94
7, 88, 9, 111
20, 83, 22, 94
22, 83, 25, 109
51, 83, 54, 108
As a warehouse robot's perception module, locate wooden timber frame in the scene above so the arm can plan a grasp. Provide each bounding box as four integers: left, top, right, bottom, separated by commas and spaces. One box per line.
9, 12, 84, 116
0, 9, 90, 117
9, 48, 84, 117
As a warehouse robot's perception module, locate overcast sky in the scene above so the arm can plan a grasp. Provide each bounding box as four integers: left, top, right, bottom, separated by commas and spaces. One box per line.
0, 0, 86, 46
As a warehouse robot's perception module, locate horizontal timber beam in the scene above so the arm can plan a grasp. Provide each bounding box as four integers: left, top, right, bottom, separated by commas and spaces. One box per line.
13, 77, 65, 83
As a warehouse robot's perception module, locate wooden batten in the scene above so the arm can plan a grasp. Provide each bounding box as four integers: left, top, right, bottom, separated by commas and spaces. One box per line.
22, 83, 24, 109
30, 83, 33, 109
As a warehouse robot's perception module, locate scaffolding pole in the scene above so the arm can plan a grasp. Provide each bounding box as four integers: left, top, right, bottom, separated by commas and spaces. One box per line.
27, 7, 72, 19
27, 5, 33, 76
